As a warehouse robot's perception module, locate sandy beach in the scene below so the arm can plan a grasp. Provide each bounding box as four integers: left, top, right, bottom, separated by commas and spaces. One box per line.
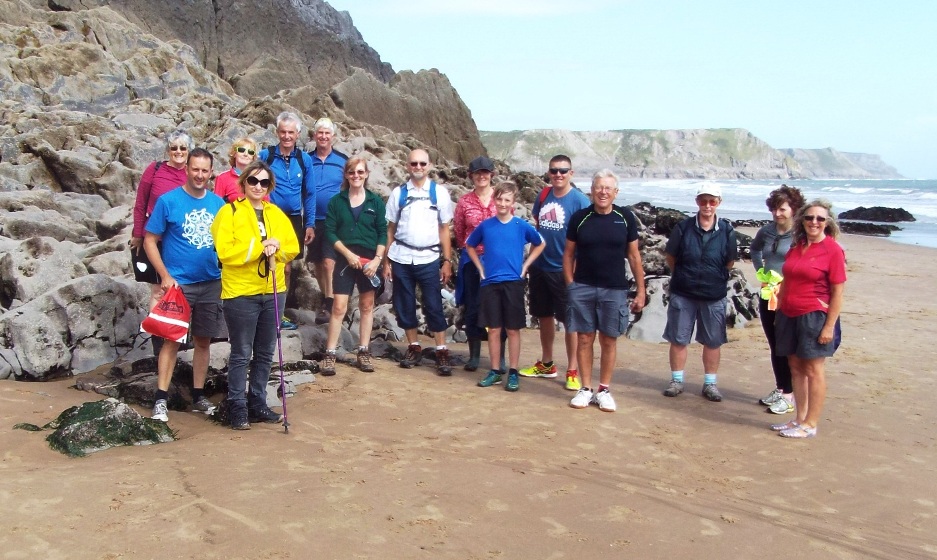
2, 231, 936, 560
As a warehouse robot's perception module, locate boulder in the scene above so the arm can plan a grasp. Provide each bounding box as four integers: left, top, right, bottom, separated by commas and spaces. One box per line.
14, 397, 174, 457
0, 274, 149, 379
838, 206, 915, 223
0, 236, 89, 304
839, 221, 898, 236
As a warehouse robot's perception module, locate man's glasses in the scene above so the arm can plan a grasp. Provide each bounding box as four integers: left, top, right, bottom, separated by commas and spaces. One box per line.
548, 167, 571, 175
246, 176, 271, 188
236, 147, 256, 156
697, 198, 719, 207
169, 145, 188, 152
804, 215, 827, 223
347, 169, 367, 176
409, 161, 429, 167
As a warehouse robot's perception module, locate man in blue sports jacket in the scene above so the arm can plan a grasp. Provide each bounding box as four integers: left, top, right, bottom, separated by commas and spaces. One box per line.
258, 111, 316, 329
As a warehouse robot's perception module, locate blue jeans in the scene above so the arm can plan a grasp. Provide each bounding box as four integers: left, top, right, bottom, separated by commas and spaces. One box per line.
391, 260, 447, 333
223, 293, 286, 411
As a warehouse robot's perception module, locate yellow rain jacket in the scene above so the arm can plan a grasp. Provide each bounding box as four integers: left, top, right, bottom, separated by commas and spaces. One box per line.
211, 198, 299, 299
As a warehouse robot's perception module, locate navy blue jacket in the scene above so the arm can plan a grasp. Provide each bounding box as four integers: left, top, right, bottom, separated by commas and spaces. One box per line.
666, 216, 738, 301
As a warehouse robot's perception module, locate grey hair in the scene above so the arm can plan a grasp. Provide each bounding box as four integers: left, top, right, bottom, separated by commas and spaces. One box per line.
314, 117, 337, 135
792, 198, 841, 245
166, 130, 194, 151
591, 168, 619, 189
276, 111, 302, 133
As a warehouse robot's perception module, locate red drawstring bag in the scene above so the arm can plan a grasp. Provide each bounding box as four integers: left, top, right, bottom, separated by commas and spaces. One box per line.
141, 286, 191, 343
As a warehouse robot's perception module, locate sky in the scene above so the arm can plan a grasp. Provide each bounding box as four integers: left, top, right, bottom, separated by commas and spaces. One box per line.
324, 0, 937, 178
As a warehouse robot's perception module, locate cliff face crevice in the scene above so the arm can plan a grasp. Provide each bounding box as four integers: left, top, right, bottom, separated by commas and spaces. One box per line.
482, 129, 902, 179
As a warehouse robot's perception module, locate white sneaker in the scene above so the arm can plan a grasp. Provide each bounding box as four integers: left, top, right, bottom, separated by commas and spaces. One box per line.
569, 388, 594, 409
768, 395, 794, 414
594, 389, 617, 412
152, 399, 169, 422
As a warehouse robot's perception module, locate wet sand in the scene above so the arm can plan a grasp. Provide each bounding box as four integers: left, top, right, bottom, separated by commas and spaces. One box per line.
2, 232, 936, 559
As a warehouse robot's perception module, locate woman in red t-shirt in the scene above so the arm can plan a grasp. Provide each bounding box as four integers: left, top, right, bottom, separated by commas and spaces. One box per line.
771, 199, 846, 439
214, 137, 259, 203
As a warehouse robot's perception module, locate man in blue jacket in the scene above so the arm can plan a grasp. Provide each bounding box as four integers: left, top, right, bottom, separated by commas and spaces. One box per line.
662, 184, 738, 402
306, 117, 348, 325
259, 111, 316, 329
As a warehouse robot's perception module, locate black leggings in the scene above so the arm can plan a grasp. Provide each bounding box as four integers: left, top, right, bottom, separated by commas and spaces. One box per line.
760, 299, 793, 394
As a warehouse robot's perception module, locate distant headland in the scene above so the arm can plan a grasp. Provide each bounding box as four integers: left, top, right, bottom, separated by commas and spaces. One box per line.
481, 128, 903, 180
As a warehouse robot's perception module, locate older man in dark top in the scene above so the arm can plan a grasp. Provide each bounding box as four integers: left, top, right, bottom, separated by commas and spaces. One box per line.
563, 170, 646, 413
662, 184, 738, 402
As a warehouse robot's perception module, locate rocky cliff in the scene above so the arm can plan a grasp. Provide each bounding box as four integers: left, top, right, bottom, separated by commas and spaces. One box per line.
36, 0, 483, 164
482, 129, 903, 179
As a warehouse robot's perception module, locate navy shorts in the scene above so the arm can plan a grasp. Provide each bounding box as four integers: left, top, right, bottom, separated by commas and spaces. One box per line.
478, 280, 527, 330
306, 221, 336, 263
774, 310, 842, 359
566, 282, 630, 337
662, 293, 727, 348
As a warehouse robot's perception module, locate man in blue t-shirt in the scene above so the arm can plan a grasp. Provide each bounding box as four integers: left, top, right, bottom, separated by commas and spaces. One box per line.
465, 183, 544, 392
564, 170, 646, 413
520, 154, 591, 391
305, 117, 348, 325
144, 148, 225, 423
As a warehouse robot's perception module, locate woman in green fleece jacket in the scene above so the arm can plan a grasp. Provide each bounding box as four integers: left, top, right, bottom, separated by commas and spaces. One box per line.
321, 156, 387, 374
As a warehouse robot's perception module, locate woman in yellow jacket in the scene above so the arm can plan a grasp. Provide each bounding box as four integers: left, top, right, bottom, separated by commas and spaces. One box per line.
211, 160, 299, 430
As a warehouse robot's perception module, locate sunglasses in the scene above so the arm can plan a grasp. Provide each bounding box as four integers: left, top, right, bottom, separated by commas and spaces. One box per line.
804, 215, 827, 223
236, 147, 256, 156
409, 161, 429, 167
346, 169, 367, 176
548, 167, 571, 175
246, 176, 271, 188
697, 198, 719, 206
169, 145, 188, 152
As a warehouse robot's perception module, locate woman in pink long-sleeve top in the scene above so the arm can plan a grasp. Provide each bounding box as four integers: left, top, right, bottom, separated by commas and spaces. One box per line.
130, 130, 193, 313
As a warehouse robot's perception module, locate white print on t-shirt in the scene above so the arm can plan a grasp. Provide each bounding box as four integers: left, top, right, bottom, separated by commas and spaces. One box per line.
181, 208, 216, 249
538, 201, 567, 231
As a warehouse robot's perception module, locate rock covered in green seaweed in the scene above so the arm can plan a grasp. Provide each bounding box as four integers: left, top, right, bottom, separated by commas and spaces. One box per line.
15, 398, 174, 457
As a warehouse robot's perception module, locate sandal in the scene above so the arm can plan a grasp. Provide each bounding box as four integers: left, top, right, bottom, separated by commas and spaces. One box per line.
779, 424, 817, 439
770, 420, 799, 432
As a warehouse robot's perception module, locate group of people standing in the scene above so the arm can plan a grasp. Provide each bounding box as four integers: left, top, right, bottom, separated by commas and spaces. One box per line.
132, 117, 846, 438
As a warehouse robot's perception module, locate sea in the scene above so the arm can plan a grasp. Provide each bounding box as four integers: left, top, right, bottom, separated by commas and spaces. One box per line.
594, 179, 937, 249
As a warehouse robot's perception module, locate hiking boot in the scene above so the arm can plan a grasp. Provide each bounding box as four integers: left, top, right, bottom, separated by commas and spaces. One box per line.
702, 383, 723, 402
249, 405, 283, 424
399, 344, 422, 368
477, 370, 502, 387
321, 351, 337, 376
565, 370, 581, 391
594, 389, 617, 412
192, 396, 216, 415
357, 349, 375, 373
759, 388, 783, 406
569, 388, 594, 409
768, 395, 794, 414
663, 380, 684, 397
435, 348, 453, 376
519, 360, 558, 378
230, 408, 250, 431
314, 308, 331, 325
505, 370, 520, 392
152, 399, 169, 422
280, 317, 298, 330
464, 339, 481, 371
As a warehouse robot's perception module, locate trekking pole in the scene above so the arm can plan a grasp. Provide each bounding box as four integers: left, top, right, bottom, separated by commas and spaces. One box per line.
270, 255, 290, 434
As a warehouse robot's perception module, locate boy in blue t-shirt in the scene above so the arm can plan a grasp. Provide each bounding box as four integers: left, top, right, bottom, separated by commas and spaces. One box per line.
465, 183, 544, 392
